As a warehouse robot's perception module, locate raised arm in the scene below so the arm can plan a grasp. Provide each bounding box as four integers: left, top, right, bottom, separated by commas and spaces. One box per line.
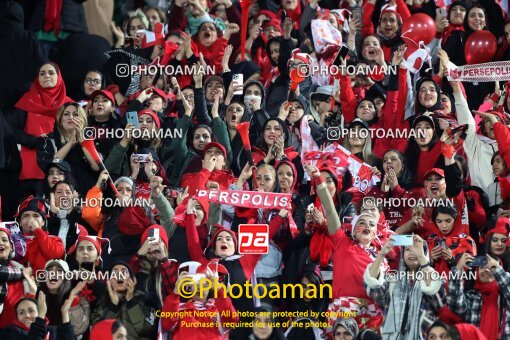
306, 165, 341, 235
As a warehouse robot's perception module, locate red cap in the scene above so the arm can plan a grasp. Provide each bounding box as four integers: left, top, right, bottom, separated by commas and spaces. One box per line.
90, 90, 116, 106
151, 87, 169, 104
484, 216, 510, 242
203, 142, 227, 159
254, 10, 278, 22
485, 110, 507, 123
424, 168, 445, 179
67, 234, 110, 256
206, 227, 238, 252
141, 224, 169, 248
262, 19, 283, 35
138, 109, 161, 129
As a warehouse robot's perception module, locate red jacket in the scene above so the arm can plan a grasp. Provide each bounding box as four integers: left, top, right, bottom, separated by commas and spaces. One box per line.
21, 228, 65, 272
161, 291, 239, 338
180, 168, 237, 195
373, 68, 410, 158
0, 263, 33, 329
416, 142, 443, 183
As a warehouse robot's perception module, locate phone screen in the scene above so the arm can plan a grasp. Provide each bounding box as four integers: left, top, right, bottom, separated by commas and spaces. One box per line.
392, 235, 414, 246
81, 262, 94, 272
126, 111, 140, 128
333, 46, 349, 66
280, 10, 287, 24
468, 256, 488, 267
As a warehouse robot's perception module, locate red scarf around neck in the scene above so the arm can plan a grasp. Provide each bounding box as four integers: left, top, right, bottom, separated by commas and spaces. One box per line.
43, 0, 64, 35
442, 24, 464, 43
474, 277, 500, 340
15, 69, 71, 117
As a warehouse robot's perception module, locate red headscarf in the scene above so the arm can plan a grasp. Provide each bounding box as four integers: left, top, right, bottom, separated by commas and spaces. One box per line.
90, 319, 116, 340
15, 63, 72, 117
474, 273, 500, 340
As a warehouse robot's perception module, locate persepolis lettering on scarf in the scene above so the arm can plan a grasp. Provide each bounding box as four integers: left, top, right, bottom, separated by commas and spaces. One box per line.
196, 190, 291, 209
447, 61, 510, 82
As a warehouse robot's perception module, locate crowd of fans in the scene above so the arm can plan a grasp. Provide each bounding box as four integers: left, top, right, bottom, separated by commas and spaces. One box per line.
1, 0, 510, 339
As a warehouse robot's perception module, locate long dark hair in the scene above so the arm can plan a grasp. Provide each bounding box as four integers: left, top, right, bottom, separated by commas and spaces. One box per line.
188, 124, 213, 153
40, 278, 73, 325
257, 118, 290, 153
463, 4, 489, 36
405, 128, 440, 181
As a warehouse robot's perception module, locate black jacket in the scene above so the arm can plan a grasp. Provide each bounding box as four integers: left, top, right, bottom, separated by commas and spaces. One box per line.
0, 1, 46, 113
0, 318, 55, 340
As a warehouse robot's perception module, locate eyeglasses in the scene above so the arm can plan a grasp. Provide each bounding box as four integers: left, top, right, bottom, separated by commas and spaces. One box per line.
85, 78, 101, 85
183, 94, 194, 100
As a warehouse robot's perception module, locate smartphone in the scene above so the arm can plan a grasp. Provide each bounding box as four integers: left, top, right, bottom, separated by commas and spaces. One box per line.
450, 124, 469, 135
148, 228, 160, 243
440, 239, 446, 249
307, 203, 314, 214
81, 262, 94, 272
351, 7, 362, 21
280, 10, 287, 24
126, 111, 140, 128
468, 256, 488, 267
132, 153, 150, 163
333, 45, 350, 66
232, 74, 244, 95
436, 7, 447, 18
392, 235, 414, 246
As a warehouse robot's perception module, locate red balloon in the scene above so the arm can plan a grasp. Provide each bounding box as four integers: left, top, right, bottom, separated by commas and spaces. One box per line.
464, 30, 497, 64
402, 14, 436, 45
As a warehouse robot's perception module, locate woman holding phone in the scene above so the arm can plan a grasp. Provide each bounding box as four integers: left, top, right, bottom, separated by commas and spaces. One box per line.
448, 253, 510, 339
364, 234, 445, 340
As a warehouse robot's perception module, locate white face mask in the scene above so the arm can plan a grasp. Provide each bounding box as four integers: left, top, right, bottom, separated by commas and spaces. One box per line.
244, 95, 262, 111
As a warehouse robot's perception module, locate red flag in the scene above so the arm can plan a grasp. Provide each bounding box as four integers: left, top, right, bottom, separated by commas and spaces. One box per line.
240, 0, 252, 61
80, 139, 102, 164
80, 139, 119, 196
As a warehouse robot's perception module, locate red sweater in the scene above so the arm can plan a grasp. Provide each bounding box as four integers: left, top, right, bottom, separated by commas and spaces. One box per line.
21, 228, 65, 272
416, 142, 443, 183
330, 227, 381, 300
180, 169, 237, 195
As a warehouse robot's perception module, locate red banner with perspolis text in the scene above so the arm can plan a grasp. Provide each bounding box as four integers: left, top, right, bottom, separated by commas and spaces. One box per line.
196, 190, 299, 237
447, 61, 510, 82
197, 190, 291, 209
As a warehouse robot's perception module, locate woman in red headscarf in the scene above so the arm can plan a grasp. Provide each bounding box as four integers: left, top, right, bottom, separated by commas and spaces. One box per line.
449, 253, 510, 340
89, 319, 128, 340
11, 62, 73, 196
